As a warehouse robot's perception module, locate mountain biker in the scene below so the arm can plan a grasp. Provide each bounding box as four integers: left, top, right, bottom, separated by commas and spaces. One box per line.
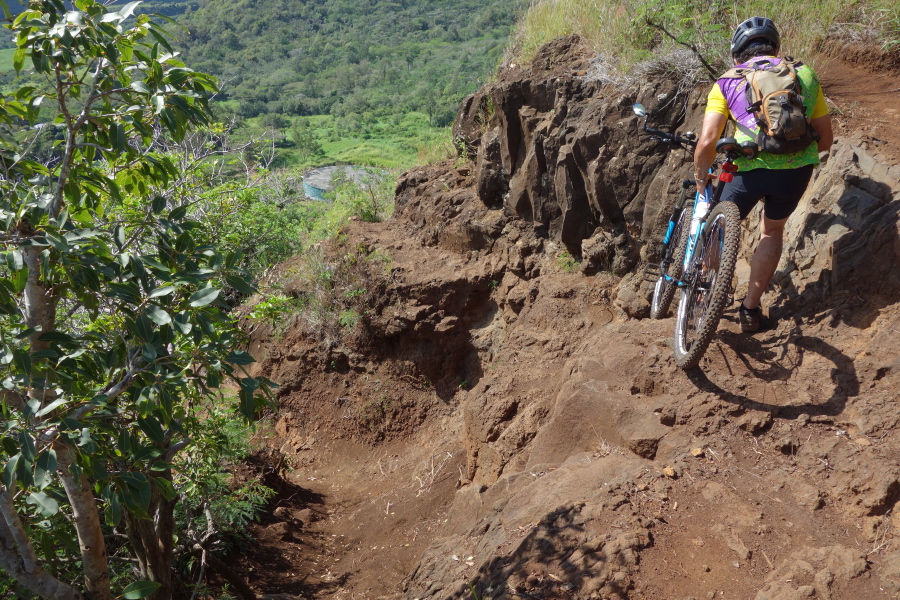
692, 16, 834, 332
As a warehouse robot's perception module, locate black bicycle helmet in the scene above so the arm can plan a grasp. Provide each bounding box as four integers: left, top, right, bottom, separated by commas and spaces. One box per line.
730, 16, 780, 57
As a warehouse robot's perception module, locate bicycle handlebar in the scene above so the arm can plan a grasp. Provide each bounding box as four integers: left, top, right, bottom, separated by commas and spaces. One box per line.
639, 116, 697, 149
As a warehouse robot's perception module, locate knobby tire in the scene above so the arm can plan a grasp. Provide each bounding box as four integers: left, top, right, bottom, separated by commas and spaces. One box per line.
673, 201, 741, 369
650, 202, 692, 320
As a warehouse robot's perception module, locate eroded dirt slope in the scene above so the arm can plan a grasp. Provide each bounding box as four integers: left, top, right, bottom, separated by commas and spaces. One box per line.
237, 38, 900, 600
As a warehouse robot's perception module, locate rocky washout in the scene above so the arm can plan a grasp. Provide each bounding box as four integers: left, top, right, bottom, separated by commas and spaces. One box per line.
240, 36, 900, 600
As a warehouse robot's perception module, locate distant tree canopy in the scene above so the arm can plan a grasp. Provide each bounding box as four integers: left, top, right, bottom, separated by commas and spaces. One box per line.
173, 0, 522, 126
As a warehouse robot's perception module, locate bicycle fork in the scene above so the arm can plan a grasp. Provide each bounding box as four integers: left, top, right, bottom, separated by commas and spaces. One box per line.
642, 179, 695, 283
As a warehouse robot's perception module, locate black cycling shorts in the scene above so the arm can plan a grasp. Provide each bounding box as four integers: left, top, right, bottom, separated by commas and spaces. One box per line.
720, 164, 815, 221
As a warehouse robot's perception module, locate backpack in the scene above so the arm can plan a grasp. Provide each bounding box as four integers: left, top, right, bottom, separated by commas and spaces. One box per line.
720, 57, 819, 154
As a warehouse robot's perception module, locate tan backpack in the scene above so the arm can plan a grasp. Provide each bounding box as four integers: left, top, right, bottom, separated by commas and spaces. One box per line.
720, 57, 819, 154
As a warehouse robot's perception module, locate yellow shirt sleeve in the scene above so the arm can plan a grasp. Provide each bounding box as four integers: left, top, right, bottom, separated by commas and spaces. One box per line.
810, 85, 828, 119
706, 83, 729, 116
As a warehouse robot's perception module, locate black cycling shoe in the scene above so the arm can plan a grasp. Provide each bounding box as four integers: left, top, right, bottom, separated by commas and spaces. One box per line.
739, 301, 762, 333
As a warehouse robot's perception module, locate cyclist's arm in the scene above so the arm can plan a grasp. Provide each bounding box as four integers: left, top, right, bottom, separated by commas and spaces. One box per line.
694, 111, 727, 181
811, 114, 833, 153
809, 87, 833, 153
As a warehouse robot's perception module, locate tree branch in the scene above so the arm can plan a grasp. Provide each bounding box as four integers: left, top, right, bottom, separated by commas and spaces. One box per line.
0, 488, 83, 600
645, 18, 720, 81
0, 486, 39, 574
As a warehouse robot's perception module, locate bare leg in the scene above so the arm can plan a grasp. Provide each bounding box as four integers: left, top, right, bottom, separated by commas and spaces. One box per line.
743, 215, 788, 310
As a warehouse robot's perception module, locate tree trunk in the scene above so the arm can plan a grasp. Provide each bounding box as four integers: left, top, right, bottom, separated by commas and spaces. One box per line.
57, 449, 112, 600
124, 488, 189, 600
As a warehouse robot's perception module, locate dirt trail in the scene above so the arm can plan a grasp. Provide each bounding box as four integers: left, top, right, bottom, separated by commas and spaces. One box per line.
233, 44, 900, 600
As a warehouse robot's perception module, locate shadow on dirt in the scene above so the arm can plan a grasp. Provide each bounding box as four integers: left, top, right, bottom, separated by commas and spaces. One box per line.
687, 321, 858, 419
684, 175, 900, 416
468, 505, 598, 598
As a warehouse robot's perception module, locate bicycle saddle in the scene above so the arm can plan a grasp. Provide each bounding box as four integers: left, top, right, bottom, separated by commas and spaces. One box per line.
715, 138, 759, 159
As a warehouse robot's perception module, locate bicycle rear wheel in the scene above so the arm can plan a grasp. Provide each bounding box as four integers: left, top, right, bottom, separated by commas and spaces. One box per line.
650, 202, 692, 319
673, 201, 741, 369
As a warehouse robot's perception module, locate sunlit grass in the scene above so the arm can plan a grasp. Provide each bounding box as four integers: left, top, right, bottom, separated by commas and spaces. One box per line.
508, 0, 896, 80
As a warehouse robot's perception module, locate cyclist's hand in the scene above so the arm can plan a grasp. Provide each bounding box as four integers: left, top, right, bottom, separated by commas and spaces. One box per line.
694, 172, 716, 186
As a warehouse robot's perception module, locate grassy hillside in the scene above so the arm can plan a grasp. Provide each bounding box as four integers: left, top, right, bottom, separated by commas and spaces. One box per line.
509, 0, 900, 81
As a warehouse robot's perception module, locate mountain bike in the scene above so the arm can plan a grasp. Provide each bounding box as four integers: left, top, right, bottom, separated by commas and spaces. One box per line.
633, 102, 758, 369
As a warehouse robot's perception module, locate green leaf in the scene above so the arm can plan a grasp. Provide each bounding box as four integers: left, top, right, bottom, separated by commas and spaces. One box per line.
104, 489, 122, 527
18, 431, 35, 463
12, 48, 24, 74
131, 81, 152, 94
35, 398, 67, 417
188, 287, 219, 307
173, 311, 192, 334
6, 250, 22, 272
13, 349, 32, 379
145, 305, 171, 326
119, 472, 151, 515
151, 476, 176, 501
114, 224, 126, 249
12, 265, 28, 293
142, 343, 157, 363
16, 453, 32, 488
148, 285, 174, 299
226, 350, 255, 366
107, 282, 142, 304
239, 378, 258, 420
34, 449, 56, 490
121, 581, 162, 599
168, 205, 187, 221
206, 369, 220, 388
38, 331, 77, 344
225, 274, 256, 295
44, 230, 69, 252
3, 454, 20, 490
27, 491, 59, 517
151, 195, 166, 214
136, 416, 165, 444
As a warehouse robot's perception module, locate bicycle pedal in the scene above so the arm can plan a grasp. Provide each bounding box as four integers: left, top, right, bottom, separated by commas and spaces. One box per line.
642, 263, 661, 281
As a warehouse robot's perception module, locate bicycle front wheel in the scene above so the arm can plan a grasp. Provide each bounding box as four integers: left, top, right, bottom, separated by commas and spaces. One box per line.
673, 201, 741, 369
650, 201, 693, 320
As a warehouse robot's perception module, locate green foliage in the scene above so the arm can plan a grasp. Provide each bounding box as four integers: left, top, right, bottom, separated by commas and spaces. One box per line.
247, 291, 304, 337
298, 244, 393, 343
556, 250, 579, 272
0, 1, 272, 598
173, 397, 275, 554
176, 0, 519, 124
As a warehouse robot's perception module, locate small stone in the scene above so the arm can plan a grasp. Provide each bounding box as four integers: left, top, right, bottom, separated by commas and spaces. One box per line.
797, 585, 816, 597
702, 564, 710, 572
690, 447, 705, 457
663, 466, 678, 478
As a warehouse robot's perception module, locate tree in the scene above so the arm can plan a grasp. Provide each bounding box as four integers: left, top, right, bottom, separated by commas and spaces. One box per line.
0, 1, 270, 599
290, 120, 323, 161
